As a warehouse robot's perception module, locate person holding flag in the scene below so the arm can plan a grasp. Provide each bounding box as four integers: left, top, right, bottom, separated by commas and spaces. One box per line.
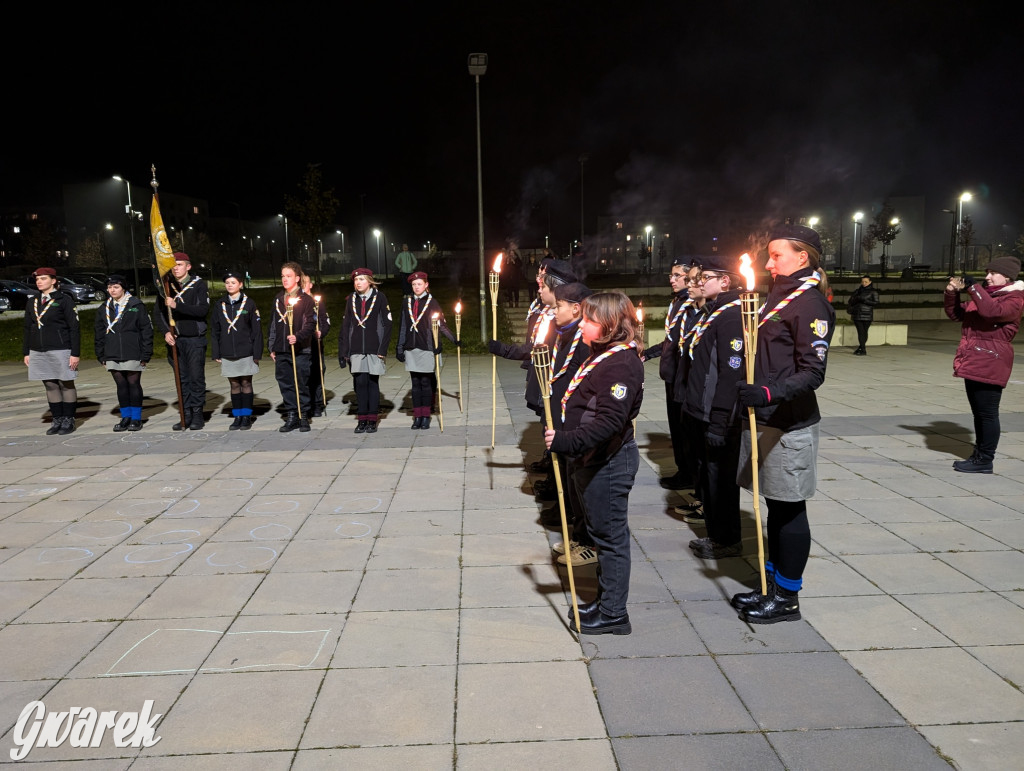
154, 253, 210, 431
211, 270, 262, 430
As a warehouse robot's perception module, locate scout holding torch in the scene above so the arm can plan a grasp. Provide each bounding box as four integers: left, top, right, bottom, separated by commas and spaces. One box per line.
488, 253, 503, 448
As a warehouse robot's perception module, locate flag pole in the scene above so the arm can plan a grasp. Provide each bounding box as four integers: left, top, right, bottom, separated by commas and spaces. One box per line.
151, 167, 187, 430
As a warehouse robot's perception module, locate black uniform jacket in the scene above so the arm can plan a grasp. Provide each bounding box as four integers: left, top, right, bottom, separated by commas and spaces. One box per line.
491, 306, 557, 415
23, 290, 80, 356
94, 295, 154, 363
210, 294, 262, 361
154, 275, 210, 338
682, 289, 744, 433
339, 288, 393, 361
548, 320, 590, 426
749, 267, 835, 431
267, 292, 316, 354
672, 302, 704, 404
550, 344, 644, 467
396, 293, 455, 354
644, 292, 693, 383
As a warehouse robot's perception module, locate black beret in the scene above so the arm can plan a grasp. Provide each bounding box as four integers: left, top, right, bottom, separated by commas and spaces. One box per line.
222, 270, 244, 282
543, 260, 577, 285
769, 223, 822, 253
553, 281, 593, 304
699, 254, 741, 276
106, 274, 128, 289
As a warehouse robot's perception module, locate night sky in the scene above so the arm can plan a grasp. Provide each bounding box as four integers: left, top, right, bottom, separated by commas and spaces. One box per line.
4, 1, 1021, 251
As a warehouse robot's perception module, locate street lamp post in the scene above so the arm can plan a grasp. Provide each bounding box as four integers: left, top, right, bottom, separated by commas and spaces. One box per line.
112, 176, 141, 294
373, 229, 382, 274
469, 52, 488, 342
852, 212, 864, 274
956, 192, 972, 273
278, 214, 289, 262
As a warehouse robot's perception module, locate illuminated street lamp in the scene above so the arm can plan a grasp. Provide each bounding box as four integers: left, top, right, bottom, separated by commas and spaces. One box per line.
956, 192, 972, 272
373, 228, 382, 274
852, 212, 864, 274
112, 175, 141, 294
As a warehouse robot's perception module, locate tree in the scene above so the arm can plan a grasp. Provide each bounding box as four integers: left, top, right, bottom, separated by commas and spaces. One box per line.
957, 215, 976, 270
866, 199, 901, 277
284, 163, 339, 274
22, 218, 66, 267
74, 234, 109, 271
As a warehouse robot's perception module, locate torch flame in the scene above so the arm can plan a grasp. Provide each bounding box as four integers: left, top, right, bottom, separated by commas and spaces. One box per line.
636, 304, 644, 324
314, 295, 321, 303
739, 253, 756, 291
455, 302, 462, 314
288, 297, 299, 307
533, 313, 552, 345
431, 312, 439, 320
492, 253, 503, 273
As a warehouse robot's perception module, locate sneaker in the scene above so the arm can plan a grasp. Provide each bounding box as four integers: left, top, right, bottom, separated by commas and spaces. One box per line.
689, 536, 712, 551
552, 539, 577, 555
557, 543, 598, 566
692, 540, 743, 559
677, 505, 705, 525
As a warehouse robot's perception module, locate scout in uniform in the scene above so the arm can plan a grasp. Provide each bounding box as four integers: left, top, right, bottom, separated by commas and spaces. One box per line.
268, 262, 316, 432
210, 270, 262, 430
95, 274, 153, 431
338, 268, 393, 434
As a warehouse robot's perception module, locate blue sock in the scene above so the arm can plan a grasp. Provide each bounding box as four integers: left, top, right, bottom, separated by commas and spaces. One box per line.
120, 407, 131, 418
232, 408, 241, 417
130, 406, 142, 420
240, 408, 252, 416
775, 572, 802, 593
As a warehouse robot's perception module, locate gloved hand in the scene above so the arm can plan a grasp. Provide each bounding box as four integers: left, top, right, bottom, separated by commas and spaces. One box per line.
706, 430, 726, 448
737, 383, 771, 408
434, 346, 443, 355
396, 350, 405, 363
488, 339, 502, 355
961, 274, 976, 289
454, 340, 462, 347
338, 357, 347, 370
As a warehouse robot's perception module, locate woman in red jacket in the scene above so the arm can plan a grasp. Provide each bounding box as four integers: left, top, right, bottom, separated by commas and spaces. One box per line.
945, 256, 1023, 473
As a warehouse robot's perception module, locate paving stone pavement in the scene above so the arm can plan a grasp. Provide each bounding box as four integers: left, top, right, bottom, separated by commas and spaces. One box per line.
0, 333, 1023, 769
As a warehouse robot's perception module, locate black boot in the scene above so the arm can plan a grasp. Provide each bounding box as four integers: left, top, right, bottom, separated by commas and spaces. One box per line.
128, 419, 143, 431
421, 416, 431, 430
365, 420, 378, 434
731, 575, 776, 611
46, 403, 63, 435
189, 407, 205, 430
742, 587, 801, 624
411, 416, 422, 430
354, 420, 368, 434
229, 415, 244, 430
229, 395, 243, 429
172, 408, 188, 431
58, 404, 76, 435
280, 412, 300, 432
113, 416, 132, 432
238, 415, 252, 430
953, 456, 993, 474
299, 417, 311, 432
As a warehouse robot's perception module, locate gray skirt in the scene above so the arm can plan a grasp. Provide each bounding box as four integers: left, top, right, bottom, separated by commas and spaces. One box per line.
350, 353, 387, 375
28, 349, 77, 381
404, 348, 438, 373
221, 356, 260, 377
738, 424, 819, 502
106, 359, 145, 372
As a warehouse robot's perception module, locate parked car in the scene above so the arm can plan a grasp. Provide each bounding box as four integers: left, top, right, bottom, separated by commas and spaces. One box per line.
0, 290, 10, 313
57, 276, 106, 304
0, 279, 35, 310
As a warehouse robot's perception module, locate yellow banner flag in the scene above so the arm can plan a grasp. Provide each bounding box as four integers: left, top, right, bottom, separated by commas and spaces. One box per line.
150, 194, 177, 279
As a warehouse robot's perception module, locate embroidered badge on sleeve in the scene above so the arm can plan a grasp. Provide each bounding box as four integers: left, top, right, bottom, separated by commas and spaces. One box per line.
610, 383, 628, 400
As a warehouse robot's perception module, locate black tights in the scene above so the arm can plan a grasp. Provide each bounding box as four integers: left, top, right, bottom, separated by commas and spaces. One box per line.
110, 370, 143, 408
43, 379, 77, 405
964, 379, 1003, 462
410, 372, 436, 409
228, 376, 254, 396
766, 498, 810, 591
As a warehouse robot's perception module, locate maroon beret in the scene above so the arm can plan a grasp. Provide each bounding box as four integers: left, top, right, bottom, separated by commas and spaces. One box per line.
408, 271, 428, 282
33, 267, 57, 278
173, 252, 191, 263
351, 267, 374, 279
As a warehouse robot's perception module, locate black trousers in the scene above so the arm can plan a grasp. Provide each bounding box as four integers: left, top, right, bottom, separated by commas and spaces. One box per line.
353, 372, 381, 417
275, 350, 312, 416
167, 336, 207, 410
308, 343, 327, 407
692, 419, 742, 546
665, 381, 691, 481
853, 320, 871, 347
964, 378, 1003, 462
